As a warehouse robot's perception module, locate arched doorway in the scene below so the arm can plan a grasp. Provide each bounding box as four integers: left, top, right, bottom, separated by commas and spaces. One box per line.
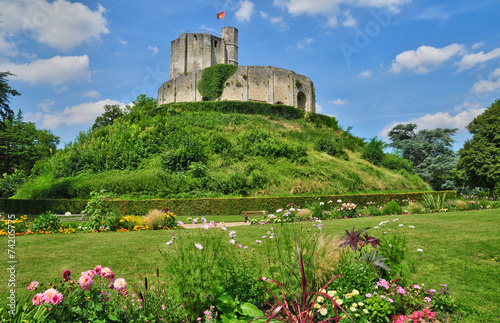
297, 91, 306, 110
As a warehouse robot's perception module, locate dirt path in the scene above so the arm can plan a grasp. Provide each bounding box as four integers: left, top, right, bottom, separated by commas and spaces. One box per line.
182, 221, 251, 229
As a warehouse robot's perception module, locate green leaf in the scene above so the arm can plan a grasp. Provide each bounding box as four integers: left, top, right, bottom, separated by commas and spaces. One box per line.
239, 303, 264, 318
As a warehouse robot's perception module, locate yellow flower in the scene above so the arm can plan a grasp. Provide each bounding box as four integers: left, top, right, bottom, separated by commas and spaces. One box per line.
314, 303, 321, 309
352, 303, 358, 308
355, 314, 360, 317
345, 293, 352, 299
363, 309, 369, 314
352, 289, 359, 296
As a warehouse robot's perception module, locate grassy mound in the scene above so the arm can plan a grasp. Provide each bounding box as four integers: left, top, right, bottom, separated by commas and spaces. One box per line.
15, 101, 429, 199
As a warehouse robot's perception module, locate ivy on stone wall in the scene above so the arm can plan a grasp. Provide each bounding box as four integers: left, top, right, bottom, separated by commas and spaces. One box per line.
197, 64, 238, 101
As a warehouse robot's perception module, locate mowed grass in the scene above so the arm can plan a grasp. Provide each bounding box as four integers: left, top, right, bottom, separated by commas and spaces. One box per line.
1, 209, 499, 322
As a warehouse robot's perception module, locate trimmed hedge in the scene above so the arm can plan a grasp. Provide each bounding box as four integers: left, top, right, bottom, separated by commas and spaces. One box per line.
160, 101, 306, 120
1, 191, 456, 216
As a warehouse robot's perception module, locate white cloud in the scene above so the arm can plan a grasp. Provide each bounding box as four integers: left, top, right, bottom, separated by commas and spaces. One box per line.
315, 103, 323, 113
83, 90, 101, 98
260, 11, 287, 30
330, 98, 349, 105
0, 31, 17, 56
235, 1, 255, 22
379, 107, 486, 140
359, 70, 372, 78
274, 0, 410, 26
38, 99, 55, 112
41, 99, 126, 129
390, 44, 465, 74
472, 41, 485, 50
0, 55, 91, 85
342, 10, 357, 27
452, 101, 482, 113
55, 86, 69, 93
456, 48, 500, 71
0, 0, 109, 51
297, 37, 314, 49
148, 46, 159, 55
471, 68, 500, 94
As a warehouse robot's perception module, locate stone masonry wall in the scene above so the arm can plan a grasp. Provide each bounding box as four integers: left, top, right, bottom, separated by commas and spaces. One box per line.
158, 66, 316, 113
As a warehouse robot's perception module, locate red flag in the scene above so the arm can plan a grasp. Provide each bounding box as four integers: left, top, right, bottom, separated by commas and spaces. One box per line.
217, 11, 225, 19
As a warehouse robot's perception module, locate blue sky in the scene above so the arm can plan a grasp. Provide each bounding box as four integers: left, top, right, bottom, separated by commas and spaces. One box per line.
1, 0, 499, 150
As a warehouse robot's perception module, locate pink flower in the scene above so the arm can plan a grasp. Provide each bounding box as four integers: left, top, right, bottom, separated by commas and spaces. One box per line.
237, 244, 242, 248
28, 281, 39, 291
195, 243, 203, 250
85, 270, 96, 278
62, 270, 71, 281
424, 296, 431, 303
229, 239, 236, 244
101, 267, 114, 279
114, 278, 127, 291
79, 274, 94, 290
43, 288, 63, 305
32, 293, 43, 306
396, 286, 406, 295
94, 265, 102, 275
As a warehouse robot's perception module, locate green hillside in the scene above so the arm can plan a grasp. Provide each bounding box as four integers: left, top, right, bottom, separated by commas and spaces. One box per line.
14, 101, 430, 200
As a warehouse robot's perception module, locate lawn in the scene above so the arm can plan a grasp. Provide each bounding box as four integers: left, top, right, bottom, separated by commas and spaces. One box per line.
1, 209, 499, 322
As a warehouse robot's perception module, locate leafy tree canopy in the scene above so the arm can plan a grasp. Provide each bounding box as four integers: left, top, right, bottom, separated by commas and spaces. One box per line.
92, 104, 124, 130
0, 110, 60, 176
388, 123, 458, 190
0, 71, 21, 122
456, 99, 500, 198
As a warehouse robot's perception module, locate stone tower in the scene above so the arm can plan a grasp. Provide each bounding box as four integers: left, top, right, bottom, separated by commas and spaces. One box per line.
221, 27, 238, 65
169, 27, 239, 80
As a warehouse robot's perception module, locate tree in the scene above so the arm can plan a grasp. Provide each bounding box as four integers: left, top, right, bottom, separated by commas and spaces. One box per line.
362, 137, 386, 165
388, 123, 458, 190
0, 71, 20, 122
92, 104, 124, 130
455, 99, 500, 198
0, 110, 60, 176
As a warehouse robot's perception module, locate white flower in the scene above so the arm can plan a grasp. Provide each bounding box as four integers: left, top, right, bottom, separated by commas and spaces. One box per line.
194, 243, 203, 250
417, 248, 423, 252
409, 225, 415, 228
319, 202, 324, 206
319, 307, 327, 316
317, 296, 324, 303
64, 212, 71, 216
166, 240, 173, 245
393, 218, 398, 222
337, 199, 342, 203
399, 224, 403, 227
229, 239, 236, 244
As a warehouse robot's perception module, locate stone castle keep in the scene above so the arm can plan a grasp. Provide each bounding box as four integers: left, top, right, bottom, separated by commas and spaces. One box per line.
157, 27, 316, 113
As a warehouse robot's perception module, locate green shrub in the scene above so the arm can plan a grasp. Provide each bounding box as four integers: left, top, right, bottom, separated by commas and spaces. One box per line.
81, 190, 119, 230
366, 205, 384, 216
32, 211, 62, 232
422, 192, 448, 211
330, 252, 378, 294
377, 227, 414, 285
383, 201, 401, 215
362, 137, 386, 165
382, 153, 414, 173
162, 136, 207, 171
315, 137, 349, 160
